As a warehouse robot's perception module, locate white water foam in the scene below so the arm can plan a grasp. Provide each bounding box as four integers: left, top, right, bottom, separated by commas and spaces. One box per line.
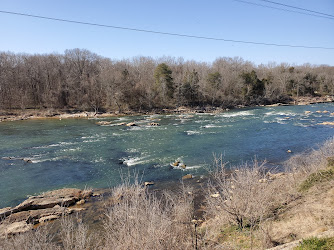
202, 124, 223, 128
185, 165, 203, 169
31, 156, 64, 163
194, 119, 211, 124
186, 130, 202, 135
32, 141, 76, 149
62, 147, 81, 152
123, 156, 151, 166
219, 110, 254, 118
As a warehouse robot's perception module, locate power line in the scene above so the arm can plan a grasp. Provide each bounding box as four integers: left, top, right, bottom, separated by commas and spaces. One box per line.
0, 10, 333, 50
259, 0, 334, 18
232, 0, 334, 20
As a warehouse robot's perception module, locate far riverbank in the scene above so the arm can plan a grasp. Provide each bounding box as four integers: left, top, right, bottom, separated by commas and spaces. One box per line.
1, 95, 333, 122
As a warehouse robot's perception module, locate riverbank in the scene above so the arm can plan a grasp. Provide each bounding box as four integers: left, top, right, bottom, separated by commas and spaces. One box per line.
1, 138, 334, 249
1, 96, 333, 122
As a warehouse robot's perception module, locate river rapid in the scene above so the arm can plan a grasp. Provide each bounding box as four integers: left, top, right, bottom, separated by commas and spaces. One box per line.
1, 103, 334, 208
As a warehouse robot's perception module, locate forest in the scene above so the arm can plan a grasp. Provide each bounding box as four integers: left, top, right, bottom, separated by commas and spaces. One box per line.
1, 49, 333, 113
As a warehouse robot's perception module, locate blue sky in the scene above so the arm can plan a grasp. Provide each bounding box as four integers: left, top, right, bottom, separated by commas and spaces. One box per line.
0, 0, 333, 66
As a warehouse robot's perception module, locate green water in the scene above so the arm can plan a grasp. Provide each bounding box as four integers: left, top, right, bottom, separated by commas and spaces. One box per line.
1, 103, 334, 208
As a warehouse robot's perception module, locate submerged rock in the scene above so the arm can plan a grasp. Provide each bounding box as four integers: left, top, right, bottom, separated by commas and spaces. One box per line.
179, 164, 187, 169
148, 122, 160, 126
23, 158, 32, 163
182, 174, 193, 180
126, 122, 137, 126
96, 121, 113, 125
318, 121, 334, 126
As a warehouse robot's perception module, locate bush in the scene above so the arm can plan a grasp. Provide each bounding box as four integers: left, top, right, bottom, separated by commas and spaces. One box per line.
206, 159, 282, 230
103, 182, 194, 249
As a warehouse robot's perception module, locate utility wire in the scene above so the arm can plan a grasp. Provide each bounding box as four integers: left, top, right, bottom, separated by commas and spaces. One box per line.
259, 0, 334, 18
232, 0, 334, 20
0, 10, 333, 50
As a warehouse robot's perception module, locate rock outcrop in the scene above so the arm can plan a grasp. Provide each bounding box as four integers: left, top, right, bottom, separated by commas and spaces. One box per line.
0, 188, 92, 237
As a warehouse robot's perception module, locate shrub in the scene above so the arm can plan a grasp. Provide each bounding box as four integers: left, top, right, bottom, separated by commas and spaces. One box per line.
103, 182, 194, 250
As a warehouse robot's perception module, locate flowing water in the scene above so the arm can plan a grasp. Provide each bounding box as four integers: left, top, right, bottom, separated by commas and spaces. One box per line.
1, 103, 334, 208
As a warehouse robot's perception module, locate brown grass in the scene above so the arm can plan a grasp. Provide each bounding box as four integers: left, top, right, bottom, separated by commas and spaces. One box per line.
103, 182, 194, 249
203, 158, 292, 248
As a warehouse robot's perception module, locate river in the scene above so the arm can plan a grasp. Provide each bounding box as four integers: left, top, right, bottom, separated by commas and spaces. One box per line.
1, 103, 334, 208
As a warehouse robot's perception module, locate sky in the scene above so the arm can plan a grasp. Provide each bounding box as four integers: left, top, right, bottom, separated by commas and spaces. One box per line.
0, 0, 333, 66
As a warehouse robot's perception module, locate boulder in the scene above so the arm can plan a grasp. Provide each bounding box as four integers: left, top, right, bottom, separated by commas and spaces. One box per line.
144, 181, 155, 186
148, 122, 160, 126
126, 122, 137, 126
182, 174, 193, 180
210, 193, 220, 198
172, 161, 180, 167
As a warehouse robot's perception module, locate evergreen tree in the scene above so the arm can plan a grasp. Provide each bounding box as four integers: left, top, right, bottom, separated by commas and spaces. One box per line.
154, 63, 175, 103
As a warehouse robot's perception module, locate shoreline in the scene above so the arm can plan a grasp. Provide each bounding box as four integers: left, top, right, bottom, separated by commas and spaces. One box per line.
1, 96, 333, 122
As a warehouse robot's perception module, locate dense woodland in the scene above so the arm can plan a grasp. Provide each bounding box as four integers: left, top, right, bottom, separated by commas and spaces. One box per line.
0, 49, 333, 112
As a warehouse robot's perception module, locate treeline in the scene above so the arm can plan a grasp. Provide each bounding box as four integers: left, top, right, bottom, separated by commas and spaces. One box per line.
1, 49, 333, 112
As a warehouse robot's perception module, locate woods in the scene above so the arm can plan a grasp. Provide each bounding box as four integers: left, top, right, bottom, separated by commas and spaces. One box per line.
1, 49, 333, 112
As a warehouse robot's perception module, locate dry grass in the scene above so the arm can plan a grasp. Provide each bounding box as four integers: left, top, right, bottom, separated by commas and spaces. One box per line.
201, 138, 334, 248
0, 226, 58, 250
285, 138, 334, 184
203, 158, 291, 248
60, 215, 99, 250
263, 138, 334, 246
103, 182, 194, 250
